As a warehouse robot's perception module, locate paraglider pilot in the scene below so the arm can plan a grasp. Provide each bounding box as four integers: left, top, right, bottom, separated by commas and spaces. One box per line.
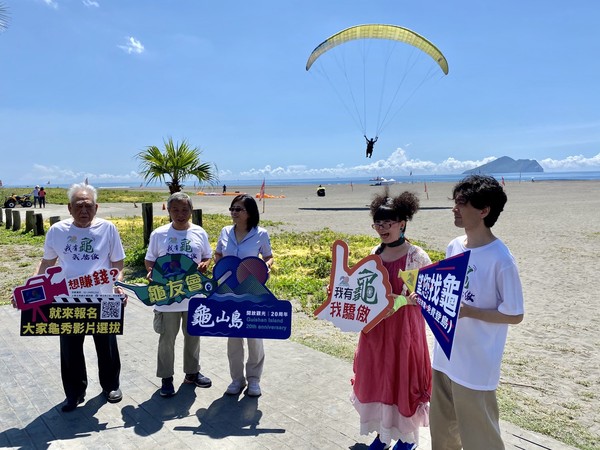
364, 135, 378, 158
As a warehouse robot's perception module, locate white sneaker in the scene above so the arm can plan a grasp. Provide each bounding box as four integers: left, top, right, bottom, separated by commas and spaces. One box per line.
246, 380, 261, 397
225, 379, 246, 395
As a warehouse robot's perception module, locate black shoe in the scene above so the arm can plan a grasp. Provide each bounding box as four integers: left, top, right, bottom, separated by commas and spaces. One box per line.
184, 372, 212, 388
103, 388, 123, 403
61, 395, 85, 412
160, 377, 176, 397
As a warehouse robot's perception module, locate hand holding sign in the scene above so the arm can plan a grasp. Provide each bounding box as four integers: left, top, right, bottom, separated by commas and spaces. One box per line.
398, 251, 470, 359
115, 254, 215, 306
187, 256, 291, 339
314, 240, 395, 333
13, 266, 69, 322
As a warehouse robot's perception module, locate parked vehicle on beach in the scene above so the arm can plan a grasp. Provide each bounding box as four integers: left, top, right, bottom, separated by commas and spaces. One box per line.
3, 193, 33, 208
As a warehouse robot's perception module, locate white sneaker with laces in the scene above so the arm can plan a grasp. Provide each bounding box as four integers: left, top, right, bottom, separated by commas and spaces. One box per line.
225, 379, 246, 395
247, 380, 261, 397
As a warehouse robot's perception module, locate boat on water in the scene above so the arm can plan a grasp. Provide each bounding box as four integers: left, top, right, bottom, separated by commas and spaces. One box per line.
370, 176, 396, 186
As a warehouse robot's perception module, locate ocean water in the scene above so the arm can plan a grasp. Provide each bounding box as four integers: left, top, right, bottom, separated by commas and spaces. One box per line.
217, 171, 600, 187
3, 171, 600, 190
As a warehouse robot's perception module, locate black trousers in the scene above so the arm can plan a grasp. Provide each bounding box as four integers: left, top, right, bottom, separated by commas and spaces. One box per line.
60, 334, 121, 401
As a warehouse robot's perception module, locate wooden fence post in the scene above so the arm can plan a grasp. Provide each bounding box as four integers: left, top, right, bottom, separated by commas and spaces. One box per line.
25, 210, 35, 233
192, 208, 203, 227
12, 210, 21, 231
49, 216, 61, 226
0, 208, 3, 224
142, 203, 153, 247
34, 213, 45, 236
5, 210, 12, 229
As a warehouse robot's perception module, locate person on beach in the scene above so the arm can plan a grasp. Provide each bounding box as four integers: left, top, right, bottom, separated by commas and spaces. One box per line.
38, 187, 46, 207
429, 175, 525, 450
31, 185, 40, 207
144, 192, 213, 397
214, 194, 274, 397
364, 135, 378, 158
33, 183, 126, 412
352, 190, 432, 450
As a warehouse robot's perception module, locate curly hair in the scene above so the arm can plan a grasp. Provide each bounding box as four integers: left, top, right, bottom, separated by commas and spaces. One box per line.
370, 188, 420, 222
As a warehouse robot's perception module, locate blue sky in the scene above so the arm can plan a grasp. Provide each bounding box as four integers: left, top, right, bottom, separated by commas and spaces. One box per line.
1, 0, 599, 186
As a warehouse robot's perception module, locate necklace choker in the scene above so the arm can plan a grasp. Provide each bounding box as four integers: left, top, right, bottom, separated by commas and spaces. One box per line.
386, 236, 405, 248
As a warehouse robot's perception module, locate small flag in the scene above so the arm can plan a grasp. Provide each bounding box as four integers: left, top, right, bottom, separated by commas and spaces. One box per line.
501, 176, 505, 187
259, 178, 265, 201
424, 181, 428, 193
84, 177, 89, 185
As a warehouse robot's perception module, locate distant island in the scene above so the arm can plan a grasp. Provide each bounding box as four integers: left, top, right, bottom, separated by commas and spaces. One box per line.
463, 156, 543, 174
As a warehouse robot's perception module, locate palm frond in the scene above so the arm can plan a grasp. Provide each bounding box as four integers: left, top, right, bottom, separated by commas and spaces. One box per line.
0, 2, 10, 32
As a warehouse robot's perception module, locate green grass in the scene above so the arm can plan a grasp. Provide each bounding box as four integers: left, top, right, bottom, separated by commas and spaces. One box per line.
0, 187, 185, 206
498, 384, 598, 449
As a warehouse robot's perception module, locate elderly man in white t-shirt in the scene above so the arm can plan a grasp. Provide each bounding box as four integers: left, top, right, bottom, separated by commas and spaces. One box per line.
145, 192, 213, 398
35, 183, 126, 412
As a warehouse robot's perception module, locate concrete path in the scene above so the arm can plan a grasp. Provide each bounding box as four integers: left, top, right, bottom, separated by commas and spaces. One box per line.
0, 300, 576, 450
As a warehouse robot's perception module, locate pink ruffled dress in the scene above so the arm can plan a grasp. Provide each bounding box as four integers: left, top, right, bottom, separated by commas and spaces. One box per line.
351, 247, 432, 446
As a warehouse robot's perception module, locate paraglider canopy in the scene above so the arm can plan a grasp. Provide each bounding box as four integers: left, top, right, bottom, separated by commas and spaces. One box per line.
306, 24, 448, 151
306, 24, 448, 74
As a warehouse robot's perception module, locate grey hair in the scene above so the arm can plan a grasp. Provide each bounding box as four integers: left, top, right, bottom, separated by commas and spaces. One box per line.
67, 183, 98, 203
167, 192, 193, 210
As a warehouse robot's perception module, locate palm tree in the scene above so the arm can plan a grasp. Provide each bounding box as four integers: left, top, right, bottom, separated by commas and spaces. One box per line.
136, 137, 217, 194
0, 2, 9, 32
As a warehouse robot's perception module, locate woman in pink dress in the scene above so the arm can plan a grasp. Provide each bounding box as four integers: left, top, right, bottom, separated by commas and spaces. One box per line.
352, 190, 432, 450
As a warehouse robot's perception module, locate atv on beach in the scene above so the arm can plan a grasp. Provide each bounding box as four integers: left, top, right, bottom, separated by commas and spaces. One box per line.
3, 194, 33, 208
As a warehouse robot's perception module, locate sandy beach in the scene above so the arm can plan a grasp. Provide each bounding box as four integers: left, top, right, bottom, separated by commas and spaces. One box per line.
11, 179, 600, 444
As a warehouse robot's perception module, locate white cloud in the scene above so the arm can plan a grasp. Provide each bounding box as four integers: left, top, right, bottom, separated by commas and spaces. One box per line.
12, 151, 600, 186
540, 153, 600, 171
29, 164, 141, 185
240, 148, 498, 179
82, 0, 100, 7
118, 36, 144, 55
238, 149, 600, 180
42, 0, 58, 9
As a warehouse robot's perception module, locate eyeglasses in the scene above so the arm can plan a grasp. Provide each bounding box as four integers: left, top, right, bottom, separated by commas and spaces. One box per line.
229, 207, 246, 212
371, 221, 398, 230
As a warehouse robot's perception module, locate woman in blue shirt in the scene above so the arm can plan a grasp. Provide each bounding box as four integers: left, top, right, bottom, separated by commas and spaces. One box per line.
214, 194, 273, 397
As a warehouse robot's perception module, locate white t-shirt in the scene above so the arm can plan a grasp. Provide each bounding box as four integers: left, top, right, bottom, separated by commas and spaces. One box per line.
432, 236, 524, 390
43, 218, 126, 295
145, 223, 212, 312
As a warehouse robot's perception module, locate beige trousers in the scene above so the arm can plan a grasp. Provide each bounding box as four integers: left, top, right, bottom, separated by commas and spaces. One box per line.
429, 369, 504, 450
227, 337, 265, 382
154, 311, 200, 378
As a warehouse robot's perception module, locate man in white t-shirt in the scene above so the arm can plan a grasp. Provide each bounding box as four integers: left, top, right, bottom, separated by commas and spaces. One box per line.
430, 175, 525, 450
35, 183, 126, 412
145, 192, 212, 398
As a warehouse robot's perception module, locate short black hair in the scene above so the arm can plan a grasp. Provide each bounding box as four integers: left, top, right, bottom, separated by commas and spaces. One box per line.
452, 175, 507, 228
231, 194, 259, 230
